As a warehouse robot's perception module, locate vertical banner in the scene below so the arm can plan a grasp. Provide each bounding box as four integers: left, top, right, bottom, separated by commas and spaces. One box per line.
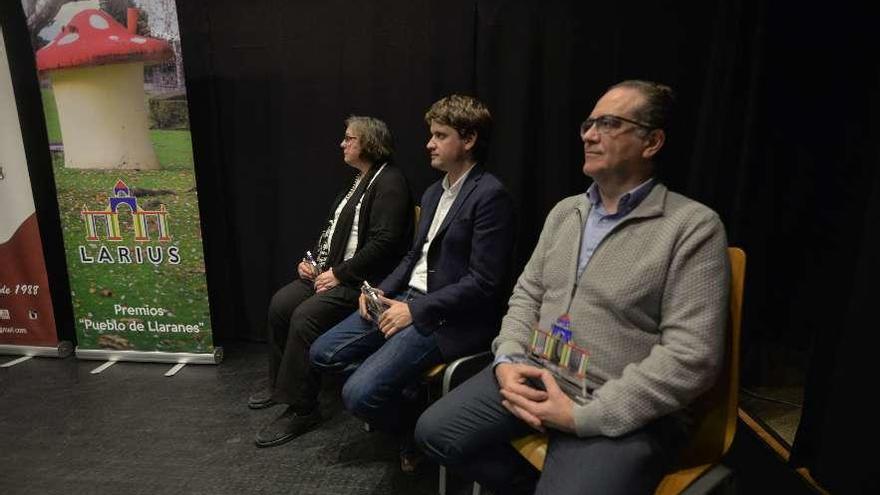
21, 0, 218, 364
0, 25, 62, 356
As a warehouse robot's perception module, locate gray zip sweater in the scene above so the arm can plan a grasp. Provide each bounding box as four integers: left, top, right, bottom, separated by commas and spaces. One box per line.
493, 183, 729, 438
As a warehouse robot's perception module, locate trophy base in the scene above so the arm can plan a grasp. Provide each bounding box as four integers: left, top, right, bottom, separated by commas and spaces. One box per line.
526, 355, 593, 405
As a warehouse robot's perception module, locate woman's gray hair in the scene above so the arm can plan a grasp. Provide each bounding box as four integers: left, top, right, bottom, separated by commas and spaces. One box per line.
345, 116, 394, 164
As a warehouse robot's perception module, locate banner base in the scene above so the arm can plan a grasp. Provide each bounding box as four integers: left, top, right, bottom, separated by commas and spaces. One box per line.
74, 346, 223, 365
0, 341, 74, 358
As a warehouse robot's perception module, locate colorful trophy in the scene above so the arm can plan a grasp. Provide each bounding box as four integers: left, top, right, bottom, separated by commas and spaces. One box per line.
361, 281, 388, 321
527, 314, 592, 404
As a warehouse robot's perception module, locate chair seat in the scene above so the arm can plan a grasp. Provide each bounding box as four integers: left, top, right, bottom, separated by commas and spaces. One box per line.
506, 436, 717, 495
510, 434, 547, 470
654, 464, 713, 495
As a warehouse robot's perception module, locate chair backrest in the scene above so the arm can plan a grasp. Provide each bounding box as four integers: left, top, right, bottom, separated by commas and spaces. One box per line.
673, 246, 745, 468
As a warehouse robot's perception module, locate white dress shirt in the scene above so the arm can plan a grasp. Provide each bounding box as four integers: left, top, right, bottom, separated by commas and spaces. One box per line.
408, 164, 474, 292
343, 163, 386, 260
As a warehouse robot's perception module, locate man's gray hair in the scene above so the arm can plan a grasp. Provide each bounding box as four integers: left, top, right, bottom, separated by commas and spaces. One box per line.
608, 80, 675, 131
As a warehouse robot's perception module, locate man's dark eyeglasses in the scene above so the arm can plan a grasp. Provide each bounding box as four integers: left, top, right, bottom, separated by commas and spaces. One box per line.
580, 115, 653, 136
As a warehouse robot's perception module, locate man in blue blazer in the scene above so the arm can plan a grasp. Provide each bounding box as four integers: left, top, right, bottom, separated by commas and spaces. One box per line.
310, 95, 516, 470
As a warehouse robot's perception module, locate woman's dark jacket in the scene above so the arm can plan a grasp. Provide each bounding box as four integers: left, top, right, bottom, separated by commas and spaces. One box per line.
318, 164, 414, 288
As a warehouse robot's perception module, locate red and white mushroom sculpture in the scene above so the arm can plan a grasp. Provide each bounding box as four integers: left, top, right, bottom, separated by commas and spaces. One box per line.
36, 8, 172, 170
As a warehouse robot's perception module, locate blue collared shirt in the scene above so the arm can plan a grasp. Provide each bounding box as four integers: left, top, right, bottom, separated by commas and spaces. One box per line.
577, 178, 655, 279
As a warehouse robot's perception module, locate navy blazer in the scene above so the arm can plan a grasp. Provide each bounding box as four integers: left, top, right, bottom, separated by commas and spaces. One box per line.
379, 165, 516, 360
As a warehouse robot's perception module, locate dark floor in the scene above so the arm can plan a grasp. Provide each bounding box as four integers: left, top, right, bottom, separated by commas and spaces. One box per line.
1, 342, 816, 495
0, 342, 478, 495
722, 419, 816, 495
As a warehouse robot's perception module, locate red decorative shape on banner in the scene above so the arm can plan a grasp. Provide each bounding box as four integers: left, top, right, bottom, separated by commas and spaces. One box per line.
35, 9, 172, 72
0, 214, 58, 346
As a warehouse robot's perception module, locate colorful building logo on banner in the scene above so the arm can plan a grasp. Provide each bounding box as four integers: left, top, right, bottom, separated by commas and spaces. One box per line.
77, 180, 180, 265
83, 180, 171, 242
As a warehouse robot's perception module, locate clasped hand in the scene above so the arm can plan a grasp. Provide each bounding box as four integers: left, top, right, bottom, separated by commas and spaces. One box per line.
297, 260, 317, 281
495, 362, 576, 433
298, 261, 339, 293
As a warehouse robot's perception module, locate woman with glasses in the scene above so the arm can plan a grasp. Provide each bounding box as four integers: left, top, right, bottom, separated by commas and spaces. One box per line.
250, 116, 414, 448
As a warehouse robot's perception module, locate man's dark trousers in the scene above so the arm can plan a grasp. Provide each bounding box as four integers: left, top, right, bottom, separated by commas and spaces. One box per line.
415, 366, 689, 495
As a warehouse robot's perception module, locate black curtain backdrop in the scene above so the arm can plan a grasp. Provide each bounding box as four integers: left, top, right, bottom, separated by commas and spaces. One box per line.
2, 0, 873, 490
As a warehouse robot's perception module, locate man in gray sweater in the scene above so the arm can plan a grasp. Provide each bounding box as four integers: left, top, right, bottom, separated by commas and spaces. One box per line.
415, 80, 730, 495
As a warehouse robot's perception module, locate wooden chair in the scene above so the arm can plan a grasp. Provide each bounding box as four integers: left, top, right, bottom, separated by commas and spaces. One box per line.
474, 247, 746, 495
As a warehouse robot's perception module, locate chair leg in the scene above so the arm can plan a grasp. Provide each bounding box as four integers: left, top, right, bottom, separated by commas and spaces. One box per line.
436, 351, 492, 495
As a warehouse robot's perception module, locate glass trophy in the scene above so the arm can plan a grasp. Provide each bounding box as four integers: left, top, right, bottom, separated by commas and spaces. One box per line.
304, 250, 322, 275
361, 281, 388, 321
526, 315, 593, 404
